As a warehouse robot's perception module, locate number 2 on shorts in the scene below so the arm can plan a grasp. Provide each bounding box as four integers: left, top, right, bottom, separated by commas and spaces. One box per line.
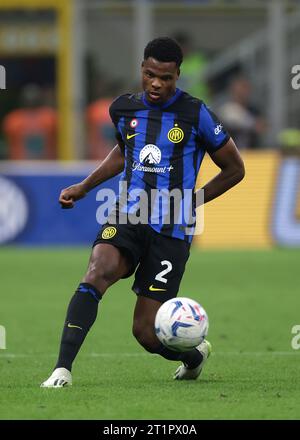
155, 260, 172, 284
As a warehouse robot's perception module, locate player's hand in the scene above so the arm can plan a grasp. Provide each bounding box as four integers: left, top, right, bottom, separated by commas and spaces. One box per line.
59, 183, 87, 209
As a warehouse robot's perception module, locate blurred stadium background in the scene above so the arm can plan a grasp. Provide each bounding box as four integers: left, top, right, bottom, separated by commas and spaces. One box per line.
0, 0, 300, 248
1, 0, 300, 420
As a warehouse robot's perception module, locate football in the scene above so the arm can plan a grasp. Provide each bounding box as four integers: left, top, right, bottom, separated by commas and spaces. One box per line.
154, 297, 209, 352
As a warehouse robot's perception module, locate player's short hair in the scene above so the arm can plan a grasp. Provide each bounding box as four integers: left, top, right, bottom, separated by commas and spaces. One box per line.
144, 37, 183, 67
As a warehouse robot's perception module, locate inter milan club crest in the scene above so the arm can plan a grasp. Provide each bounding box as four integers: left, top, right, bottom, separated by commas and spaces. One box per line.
130, 118, 138, 128
167, 124, 184, 143
101, 226, 117, 239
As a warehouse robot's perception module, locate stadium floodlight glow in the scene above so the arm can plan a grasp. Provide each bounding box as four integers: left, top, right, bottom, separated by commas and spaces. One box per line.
0, 65, 6, 90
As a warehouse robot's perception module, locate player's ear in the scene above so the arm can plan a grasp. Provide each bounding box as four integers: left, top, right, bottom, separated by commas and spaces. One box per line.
177, 68, 180, 78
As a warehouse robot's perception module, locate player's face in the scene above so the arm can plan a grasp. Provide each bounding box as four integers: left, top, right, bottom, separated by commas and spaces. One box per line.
142, 57, 179, 104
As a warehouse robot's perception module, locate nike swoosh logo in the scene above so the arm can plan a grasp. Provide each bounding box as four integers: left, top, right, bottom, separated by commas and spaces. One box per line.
67, 323, 83, 330
126, 133, 140, 140
149, 285, 167, 292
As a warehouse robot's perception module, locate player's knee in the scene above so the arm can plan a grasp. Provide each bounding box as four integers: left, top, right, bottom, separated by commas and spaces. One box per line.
84, 255, 120, 291
132, 323, 158, 353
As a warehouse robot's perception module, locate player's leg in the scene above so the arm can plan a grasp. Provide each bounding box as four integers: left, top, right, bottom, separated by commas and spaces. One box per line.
41, 243, 131, 387
132, 295, 205, 367
131, 229, 211, 379
55, 243, 131, 369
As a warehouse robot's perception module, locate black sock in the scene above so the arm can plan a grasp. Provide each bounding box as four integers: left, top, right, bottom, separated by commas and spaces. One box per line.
55, 283, 102, 372
155, 343, 203, 369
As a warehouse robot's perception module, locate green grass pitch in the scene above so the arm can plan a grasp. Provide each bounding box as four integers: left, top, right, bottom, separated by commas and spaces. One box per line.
0, 247, 299, 420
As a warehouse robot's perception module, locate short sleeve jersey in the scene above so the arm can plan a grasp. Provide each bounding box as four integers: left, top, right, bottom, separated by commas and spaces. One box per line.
109, 88, 230, 242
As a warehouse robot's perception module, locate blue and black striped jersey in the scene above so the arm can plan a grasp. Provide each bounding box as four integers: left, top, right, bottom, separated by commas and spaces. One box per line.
109, 88, 230, 243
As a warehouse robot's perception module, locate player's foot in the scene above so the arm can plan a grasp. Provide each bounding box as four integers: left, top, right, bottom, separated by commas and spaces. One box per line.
173, 339, 212, 380
40, 367, 72, 388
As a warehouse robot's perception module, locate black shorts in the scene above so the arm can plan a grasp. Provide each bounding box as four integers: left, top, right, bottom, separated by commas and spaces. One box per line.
93, 223, 190, 303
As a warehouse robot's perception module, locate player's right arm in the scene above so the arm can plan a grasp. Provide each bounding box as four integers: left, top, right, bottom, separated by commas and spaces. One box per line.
59, 143, 125, 209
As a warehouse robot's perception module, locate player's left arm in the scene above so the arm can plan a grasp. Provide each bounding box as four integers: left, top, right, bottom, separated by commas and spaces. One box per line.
196, 137, 245, 206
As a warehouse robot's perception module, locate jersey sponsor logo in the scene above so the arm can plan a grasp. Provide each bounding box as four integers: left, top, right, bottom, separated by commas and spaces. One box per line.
214, 124, 223, 135
133, 144, 173, 173
101, 226, 117, 239
139, 144, 161, 165
149, 284, 167, 292
167, 124, 184, 143
126, 133, 140, 140
132, 162, 174, 173
130, 118, 138, 128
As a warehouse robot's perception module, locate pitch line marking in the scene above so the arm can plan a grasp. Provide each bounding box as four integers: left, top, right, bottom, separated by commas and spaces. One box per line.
0, 351, 299, 358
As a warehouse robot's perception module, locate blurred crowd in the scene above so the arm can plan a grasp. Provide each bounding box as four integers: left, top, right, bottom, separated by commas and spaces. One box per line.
2, 84, 57, 160
0, 78, 268, 161
0, 33, 272, 161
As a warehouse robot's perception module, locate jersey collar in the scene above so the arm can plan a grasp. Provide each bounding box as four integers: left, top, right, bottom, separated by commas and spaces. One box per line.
142, 88, 183, 109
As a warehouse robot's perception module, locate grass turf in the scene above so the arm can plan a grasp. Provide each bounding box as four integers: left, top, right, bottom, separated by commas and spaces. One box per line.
0, 247, 299, 420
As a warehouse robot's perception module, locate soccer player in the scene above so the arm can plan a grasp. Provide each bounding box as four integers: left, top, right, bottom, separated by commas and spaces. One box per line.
41, 37, 245, 388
